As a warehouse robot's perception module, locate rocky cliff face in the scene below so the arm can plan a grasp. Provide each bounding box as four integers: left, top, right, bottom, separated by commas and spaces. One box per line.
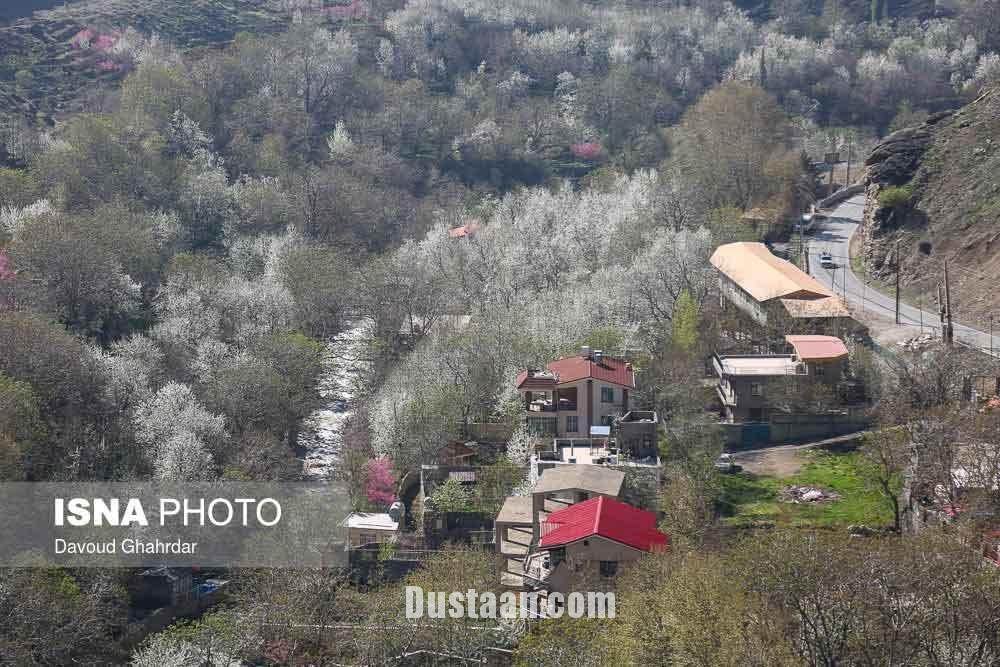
861, 89, 1000, 327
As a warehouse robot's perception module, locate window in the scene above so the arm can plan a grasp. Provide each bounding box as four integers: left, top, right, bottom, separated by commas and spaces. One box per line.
599, 560, 618, 577
527, 417, 558, 436
814, 364, 825, 377
566, 415, 579, 433
750, 382, 763, 397
550, 547, 566, 567
359, 532, 376, 545
601, 386, 614, 403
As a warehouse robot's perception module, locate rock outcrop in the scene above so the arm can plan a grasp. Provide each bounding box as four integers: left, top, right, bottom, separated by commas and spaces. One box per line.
860, 89, 1000, 328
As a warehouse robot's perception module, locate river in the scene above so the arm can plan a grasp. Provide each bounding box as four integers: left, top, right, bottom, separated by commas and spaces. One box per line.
299, 322, 371, 480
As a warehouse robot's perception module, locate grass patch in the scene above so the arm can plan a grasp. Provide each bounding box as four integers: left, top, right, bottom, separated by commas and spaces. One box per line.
717, 449, 892, 529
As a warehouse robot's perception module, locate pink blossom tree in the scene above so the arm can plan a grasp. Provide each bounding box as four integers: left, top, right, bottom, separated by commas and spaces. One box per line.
70, 29, 96, 50
570, 141, 602, 160
326, 0, 369, 20
0, 250, 13, 281
365, 458, 397, 507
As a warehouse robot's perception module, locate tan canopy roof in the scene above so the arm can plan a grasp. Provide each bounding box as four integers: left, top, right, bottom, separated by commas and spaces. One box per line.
496, 496, 533, 524
533, 465, 624, 497
710, 242, 836, 303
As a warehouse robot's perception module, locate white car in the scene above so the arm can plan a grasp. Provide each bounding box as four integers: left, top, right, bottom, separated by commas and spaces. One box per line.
819, 251, 835, 268
715, 453, 740, 473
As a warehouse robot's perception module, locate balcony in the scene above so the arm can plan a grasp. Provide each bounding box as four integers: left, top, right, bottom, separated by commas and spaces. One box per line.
714, 353, 807, 377
716, 382, 737, 407
522, 551, 554, 585
526, 398, 577, 413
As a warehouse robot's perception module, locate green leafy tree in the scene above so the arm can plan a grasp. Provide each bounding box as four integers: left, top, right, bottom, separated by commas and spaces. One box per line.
670, 290, 700, 356
673, 83, 798, 211
474, 458, 526, 514
583, 325, 627, 357
428, 477, 474, 513
0, 372, 43, 480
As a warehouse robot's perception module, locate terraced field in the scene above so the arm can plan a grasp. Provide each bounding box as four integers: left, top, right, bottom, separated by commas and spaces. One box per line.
0, 0, 292, 120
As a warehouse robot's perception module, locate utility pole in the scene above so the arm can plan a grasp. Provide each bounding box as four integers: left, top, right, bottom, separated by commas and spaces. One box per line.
894, 239, 901, 325
944, 259, 954, 345
990, 315, 994, 357
798, 213, 806, 271
828, 163, 835, 197
845, 138, 853, 185
938, 283, 946, 337
918, 292, 924, 334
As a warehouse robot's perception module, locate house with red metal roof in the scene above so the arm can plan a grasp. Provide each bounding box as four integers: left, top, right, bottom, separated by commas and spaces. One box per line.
496, 464, 627, 589
516, 347, 635, 439
522, 496, 667, 594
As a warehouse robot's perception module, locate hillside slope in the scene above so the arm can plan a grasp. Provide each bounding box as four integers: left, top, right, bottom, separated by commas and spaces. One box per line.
0, 0, 289, 120
861, 88, 1000, 329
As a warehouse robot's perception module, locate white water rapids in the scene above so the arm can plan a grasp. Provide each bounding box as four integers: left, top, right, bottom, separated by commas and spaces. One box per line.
299, 321, 371, 480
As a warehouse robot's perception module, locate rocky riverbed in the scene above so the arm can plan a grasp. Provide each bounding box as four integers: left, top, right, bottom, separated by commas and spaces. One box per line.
298, 322, 371, 480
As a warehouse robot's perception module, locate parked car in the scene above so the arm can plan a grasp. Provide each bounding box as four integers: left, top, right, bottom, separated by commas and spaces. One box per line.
714, 453, 740, 473
819, 251, 835, 268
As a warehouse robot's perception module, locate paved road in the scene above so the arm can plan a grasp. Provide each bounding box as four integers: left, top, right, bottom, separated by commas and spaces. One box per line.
807, 194, 998, 355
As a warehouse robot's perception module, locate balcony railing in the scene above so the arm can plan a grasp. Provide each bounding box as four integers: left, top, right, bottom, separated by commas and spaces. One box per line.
523, 552, 553, 584
527, 401, 577, 413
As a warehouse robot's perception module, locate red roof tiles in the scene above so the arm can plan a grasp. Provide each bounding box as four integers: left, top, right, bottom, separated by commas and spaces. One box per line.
516, 355, 635, 389
448, 223, 480, 239
540, 496, 668, 552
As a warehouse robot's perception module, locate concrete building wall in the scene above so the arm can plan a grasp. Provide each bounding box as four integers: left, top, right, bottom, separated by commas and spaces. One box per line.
347, 527, 396, 548
719, 274, 768, 325
523, 378, 630, 437
719, 358, 846, 422
545, 536, 645, 594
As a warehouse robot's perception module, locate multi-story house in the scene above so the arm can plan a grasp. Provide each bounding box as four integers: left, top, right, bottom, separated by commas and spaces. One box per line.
710, 241, 852, 332
516, 348, 635, 438
714, 334, 849, 423
495, 465, 625, 589
521, 495, 668, 595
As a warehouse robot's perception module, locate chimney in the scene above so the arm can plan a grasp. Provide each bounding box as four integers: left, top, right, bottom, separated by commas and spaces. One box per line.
580, 345, 591, 360
594, 350, 603, 364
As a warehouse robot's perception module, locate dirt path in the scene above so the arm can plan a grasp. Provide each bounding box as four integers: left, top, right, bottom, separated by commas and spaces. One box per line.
731, 431, 868, 476
732, 446, 805, 476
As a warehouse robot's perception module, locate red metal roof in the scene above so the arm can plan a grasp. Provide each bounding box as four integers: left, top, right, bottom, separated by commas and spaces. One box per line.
539, 496, 668, 552
784, 335, 849, 361
448, 223, 480, 239
516, 355, 635, 389
515, 369, 559, 390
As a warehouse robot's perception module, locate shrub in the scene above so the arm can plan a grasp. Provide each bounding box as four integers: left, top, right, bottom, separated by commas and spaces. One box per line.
427, 478, 473, 513
878, 185, 913, 210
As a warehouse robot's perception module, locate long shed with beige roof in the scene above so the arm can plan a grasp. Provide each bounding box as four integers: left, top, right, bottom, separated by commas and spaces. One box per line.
710, 242, 851, 326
